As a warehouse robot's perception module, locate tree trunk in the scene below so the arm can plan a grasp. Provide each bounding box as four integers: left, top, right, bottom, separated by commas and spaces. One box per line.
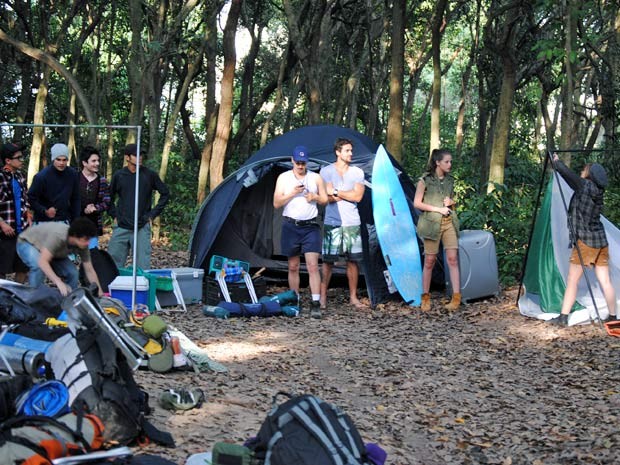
197, 6, 221, 204
487, 56, 516, 193
261, 45, 291, 147
27, 66, 51, 185
455, 0, 481, 157
429, 0, 448, 155
0, 28, 97, 126
559, 0, 577, 154
282, 0, 332, 124
237, 21, 264, 160
209, 0, 242, 189
386, 0, 405, 162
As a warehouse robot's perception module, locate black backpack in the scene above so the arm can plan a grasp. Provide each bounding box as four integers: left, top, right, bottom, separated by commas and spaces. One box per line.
247, 392, 372, 465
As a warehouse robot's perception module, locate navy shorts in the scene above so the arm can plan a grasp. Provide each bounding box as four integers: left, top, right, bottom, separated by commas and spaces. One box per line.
281, 221, 322, 257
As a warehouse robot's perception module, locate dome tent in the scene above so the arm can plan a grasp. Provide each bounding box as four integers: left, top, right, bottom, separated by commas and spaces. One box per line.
188, 125, 418, 307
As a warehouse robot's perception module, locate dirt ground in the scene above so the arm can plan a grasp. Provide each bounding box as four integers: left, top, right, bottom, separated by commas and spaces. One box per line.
134, 248, 619, 465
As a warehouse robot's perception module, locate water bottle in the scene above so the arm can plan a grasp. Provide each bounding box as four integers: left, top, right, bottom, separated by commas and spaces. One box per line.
202, 305, 230, 319
281, 305, 300, 317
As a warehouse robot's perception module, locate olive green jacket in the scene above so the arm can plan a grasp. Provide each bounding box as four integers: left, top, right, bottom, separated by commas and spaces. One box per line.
416, 173, 459, 240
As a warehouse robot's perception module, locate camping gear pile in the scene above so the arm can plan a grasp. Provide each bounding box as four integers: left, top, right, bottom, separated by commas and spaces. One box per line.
0, 281, 177, 464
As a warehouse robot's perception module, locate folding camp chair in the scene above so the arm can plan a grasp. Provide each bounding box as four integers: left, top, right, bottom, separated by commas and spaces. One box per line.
208, 255, 258, 304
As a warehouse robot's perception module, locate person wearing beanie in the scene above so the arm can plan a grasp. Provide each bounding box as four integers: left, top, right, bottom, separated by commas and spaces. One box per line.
28, 143, 80, 223
0, 142, 32, 283
108, 143, 169, 270
550, 154, 616, 327
273, 145, 327, 318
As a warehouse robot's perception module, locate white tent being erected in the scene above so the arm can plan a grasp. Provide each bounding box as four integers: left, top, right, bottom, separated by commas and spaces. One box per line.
519, 174, 620, 326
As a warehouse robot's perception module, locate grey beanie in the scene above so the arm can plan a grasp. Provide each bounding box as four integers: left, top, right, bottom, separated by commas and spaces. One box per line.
589, 163, 608, 188
51, 143, 69, 161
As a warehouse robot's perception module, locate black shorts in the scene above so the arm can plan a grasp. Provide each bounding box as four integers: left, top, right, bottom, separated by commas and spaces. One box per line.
280, 221, 322, 257
0, 234, 28, 274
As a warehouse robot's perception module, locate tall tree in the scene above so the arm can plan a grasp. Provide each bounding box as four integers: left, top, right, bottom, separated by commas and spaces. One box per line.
386, 0, 405, 162
429, 0, 449, 155
209, 0, 242, 189
283, 0, 332, 124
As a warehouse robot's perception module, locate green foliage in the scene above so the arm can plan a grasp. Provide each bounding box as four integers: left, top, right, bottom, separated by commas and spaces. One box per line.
157, 150, 200, 250
457, 182, 537, 286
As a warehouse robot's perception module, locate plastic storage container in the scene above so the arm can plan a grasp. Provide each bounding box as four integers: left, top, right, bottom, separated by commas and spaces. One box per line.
109, 276, 149, 309
170, 267, 205, 304
118, 268, 158, 311
445, 229, 500, 303
146, 269, 175, 291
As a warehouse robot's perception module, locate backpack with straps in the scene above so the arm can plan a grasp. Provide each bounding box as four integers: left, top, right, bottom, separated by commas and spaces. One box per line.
247, 392, 372, 465
46, 327, 173, 447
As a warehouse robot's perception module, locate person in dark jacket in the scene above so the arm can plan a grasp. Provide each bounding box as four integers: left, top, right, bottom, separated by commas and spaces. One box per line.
107, 144, 169, 270
28, 143, 81, 224
0, 142, 32, 283
79, 146, 110, 249
550, 154, 617, 326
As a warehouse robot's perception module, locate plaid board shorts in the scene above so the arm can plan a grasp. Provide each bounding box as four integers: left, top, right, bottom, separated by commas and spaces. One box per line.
322, 224, 363, 263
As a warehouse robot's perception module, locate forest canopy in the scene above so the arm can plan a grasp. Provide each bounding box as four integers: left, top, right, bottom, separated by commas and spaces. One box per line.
1, 0, 619, 283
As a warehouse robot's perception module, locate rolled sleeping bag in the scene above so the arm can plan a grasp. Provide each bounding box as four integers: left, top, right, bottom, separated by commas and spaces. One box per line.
0, 332, 53, 353
0, 412, 105, 464
16, 380, 70, 417
0, 345, 46, 377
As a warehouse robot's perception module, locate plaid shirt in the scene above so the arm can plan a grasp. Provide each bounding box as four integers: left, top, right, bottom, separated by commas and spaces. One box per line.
555, 160, 607, 249
0, 166, 30, 231
79, 173, 111, 235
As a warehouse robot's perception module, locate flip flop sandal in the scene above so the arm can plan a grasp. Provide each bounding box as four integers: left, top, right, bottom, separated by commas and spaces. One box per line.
159, 388, 205, 411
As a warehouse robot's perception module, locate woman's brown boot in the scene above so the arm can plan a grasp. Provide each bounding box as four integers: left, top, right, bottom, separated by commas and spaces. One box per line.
445, 293, 461, 311
421, 293, 431, 311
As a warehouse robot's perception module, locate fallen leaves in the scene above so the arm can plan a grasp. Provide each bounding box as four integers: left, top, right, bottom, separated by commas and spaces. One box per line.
134, 248, 619, 465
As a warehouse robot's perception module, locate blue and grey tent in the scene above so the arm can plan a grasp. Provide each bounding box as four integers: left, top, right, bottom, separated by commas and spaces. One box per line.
188, 125, 418, 306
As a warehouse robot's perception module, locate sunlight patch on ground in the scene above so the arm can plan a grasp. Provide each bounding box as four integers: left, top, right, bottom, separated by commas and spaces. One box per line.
200, 331, 291, 362
511, 320, 607, 342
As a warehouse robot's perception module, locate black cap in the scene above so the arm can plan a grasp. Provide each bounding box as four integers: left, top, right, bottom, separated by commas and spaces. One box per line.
123, 143, 147, 156
1, 142, 26, 161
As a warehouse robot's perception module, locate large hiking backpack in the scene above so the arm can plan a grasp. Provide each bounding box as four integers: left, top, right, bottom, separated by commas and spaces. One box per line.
0, 413, 105, 465
46, 327, 172, 447
247, 392, 373, 465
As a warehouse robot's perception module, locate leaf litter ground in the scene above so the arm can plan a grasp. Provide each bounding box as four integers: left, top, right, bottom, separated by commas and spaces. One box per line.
136, 248, 619, 465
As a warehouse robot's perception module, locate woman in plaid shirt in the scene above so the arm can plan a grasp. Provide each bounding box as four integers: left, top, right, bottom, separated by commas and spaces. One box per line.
550, 154, 617, 326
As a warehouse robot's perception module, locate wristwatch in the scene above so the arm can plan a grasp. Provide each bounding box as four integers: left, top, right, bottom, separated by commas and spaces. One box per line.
332, 188, 339, 197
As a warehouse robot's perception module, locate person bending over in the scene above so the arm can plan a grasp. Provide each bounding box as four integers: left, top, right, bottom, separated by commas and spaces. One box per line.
17, 217, 102, 296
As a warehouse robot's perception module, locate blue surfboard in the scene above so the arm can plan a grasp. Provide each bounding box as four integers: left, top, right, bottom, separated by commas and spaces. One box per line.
371, 145, 422, 306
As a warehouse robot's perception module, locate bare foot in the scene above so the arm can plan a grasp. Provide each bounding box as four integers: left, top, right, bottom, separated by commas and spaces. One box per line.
350, 299, 368, 310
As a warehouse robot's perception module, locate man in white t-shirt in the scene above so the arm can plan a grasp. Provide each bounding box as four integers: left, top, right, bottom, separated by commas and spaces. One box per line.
273, 146, 328, 318
320, 138, 366, 310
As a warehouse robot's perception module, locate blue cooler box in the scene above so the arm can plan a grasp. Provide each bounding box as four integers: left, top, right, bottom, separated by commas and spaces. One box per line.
109, 276, 149, 309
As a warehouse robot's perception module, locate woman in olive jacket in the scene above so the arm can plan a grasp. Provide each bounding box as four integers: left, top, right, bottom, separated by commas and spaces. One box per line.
413, 149, 460, 312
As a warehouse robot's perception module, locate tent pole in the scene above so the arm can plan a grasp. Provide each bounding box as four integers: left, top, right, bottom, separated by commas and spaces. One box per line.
549, 151, 604, 329
515, 150, 550, 306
